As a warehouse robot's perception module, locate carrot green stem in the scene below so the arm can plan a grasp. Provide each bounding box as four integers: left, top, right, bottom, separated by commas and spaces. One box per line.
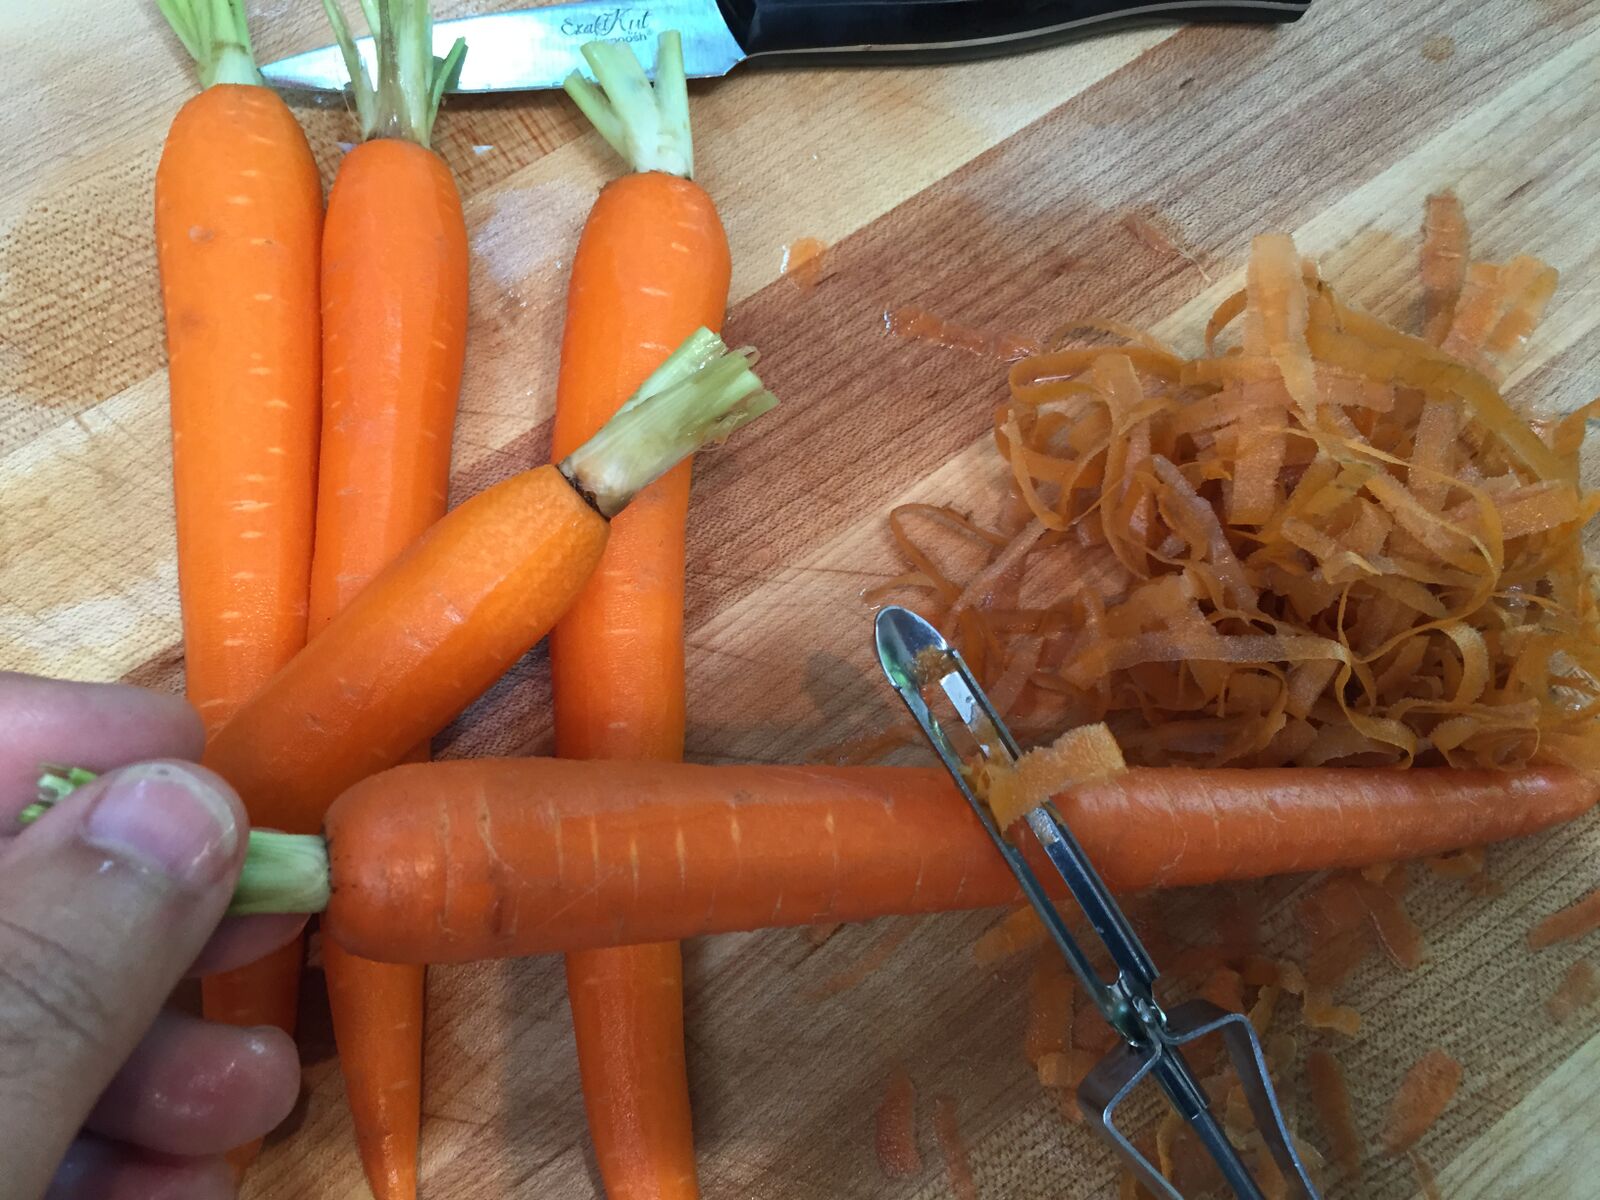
564, 32, 693, 178
323, 0, 466, 146
156, 0, 265, 88
23, 768, 330, 916
558, 328, 776, 518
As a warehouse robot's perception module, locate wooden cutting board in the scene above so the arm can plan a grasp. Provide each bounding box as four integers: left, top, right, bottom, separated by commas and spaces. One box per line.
4, 1, 1599, 1196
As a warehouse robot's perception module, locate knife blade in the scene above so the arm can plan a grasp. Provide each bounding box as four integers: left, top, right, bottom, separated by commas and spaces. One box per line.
262, 0, 1311, 94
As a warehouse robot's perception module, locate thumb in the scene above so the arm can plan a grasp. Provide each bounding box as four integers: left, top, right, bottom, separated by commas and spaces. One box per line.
0, 761, 244, 1198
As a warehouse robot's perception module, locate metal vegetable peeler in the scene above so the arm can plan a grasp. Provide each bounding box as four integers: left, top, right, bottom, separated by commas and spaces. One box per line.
874, 606, 1320, 1200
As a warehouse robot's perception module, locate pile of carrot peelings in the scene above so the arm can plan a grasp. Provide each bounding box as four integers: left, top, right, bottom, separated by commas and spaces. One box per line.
877, 195, 1600, 771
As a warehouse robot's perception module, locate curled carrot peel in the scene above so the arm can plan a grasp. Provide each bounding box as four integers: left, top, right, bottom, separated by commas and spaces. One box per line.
28, 762, 1595, 961
876, 202, 1600, 774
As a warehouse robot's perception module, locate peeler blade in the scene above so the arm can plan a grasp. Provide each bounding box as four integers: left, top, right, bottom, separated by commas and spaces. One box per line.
873, 605, 1321, 1200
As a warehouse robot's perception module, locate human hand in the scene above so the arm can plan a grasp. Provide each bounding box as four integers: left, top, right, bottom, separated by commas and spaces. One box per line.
0, 673, 305, 1199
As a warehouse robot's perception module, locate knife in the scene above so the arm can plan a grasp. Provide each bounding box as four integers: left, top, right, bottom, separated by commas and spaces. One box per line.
262, 0, 1312, 94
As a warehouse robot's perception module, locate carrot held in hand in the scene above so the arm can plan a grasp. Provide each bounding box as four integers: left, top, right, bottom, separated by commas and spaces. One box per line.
152, 0, 322, 1170
202, 328, 774, 837
311, 1, 467, 1194
31, 765, 1595, 962
554, 31, 730, 1200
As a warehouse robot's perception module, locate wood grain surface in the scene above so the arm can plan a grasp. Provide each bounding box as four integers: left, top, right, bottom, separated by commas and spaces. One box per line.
4, 1, 1599, 1197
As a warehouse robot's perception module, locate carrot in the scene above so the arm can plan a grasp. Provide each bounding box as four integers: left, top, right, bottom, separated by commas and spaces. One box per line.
196, 328, 770, 843
27, 763, 1597, 965
307, 4, 467, 1195
553, 33, 731, 1200
152, 0, 322, 1170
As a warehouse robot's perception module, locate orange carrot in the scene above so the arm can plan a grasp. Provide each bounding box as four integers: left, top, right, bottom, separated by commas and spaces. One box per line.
309, 4, 467, 1194
152, 0, 321, 1170
28, 763, 1597, 968
553, 33, 730, 1200
201, 328, 771, 835
309, 762, 1598, 964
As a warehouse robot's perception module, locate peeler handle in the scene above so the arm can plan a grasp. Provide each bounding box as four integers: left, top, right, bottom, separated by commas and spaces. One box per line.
1161, 1000, 1322, 1199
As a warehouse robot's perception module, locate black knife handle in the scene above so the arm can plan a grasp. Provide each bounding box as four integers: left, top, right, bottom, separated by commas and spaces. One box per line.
716, 0, 1310, 64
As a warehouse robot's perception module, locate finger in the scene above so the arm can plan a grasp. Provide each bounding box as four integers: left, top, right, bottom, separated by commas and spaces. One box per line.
86, 1010, 299, 1155
0, 673, 202, 824
0, 761, 244, 1199
47, 1135, 233, 1200
190, 914, 308, 978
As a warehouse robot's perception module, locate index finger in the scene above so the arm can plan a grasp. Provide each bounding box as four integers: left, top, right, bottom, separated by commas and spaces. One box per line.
0, 673, 203, 824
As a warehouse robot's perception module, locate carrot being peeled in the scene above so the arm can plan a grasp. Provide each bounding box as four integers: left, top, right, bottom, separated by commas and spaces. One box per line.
309, 2, 468, 1195
29, 761, 1590, 965
152, 0, 322, 1171
553, 33, 729, 1200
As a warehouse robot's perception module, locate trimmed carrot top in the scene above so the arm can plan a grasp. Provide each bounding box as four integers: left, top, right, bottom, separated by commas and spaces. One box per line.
565, 32, 694, 178
157, 0, 265, 87
324, 0, 466, 147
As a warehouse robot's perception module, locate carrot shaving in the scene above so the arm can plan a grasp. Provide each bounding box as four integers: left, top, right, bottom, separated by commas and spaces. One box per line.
1528, 886, 1600, 950
1420, 193, 1468, 344
879, 203, 1598, 772
1409, 1150, 1444, 1200
932, 1094, 978, 1200
874, 1064, 922, 1178
1355, 875, 1425, 969
974, 905, 1047, 966
1248, 984, 1281, 1035
1306, 1049, 1362, 1174
1545, 959, 1600, 1023
804, 919, 916, 999
976, 721, 1126, 829
1385, 1048, 1461, 1154
1121, 210, 1213, 283
1199, 966, 1245, 1014
886, 305, 1041, 363
1425, 846, 1485, 880
1303, 988, 1361, 1036
1023, 953, 1072, 1065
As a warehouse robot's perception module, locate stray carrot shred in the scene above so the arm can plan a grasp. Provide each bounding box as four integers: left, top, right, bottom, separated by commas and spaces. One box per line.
1545, 959, 1600, 1023
1303, 988, 1362, 1036
1023, 951, 1074, 1068
885, 305, 1041, 363
1385, 1048, 1462, 1154
874, 203, 1598, 772
1356, 875, 1426, 969
805, 919, 917, 999
1199, 966, 1246, 1014
1249, 983, 1281, 1035
1409, 1150, 1444, 1200
781, 237, 826, 290
1420, 192, 1468, 344
874, 1064, 922, 1178
1528, 886, 1600, 950
1306, 1049, 1363, 1174
932, 1094, 979, 1200
1425, 846, 1486, 880
974, 905, 1047, 966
